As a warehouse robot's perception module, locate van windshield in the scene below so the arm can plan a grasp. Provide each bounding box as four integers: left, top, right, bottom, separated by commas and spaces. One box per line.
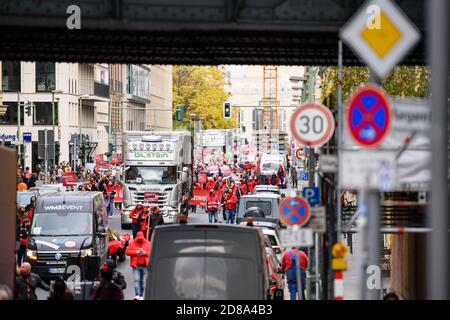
30, 212, 92, 236
245, 201, 272, 216
150, 230, 261, 299
261, 162, 282, 172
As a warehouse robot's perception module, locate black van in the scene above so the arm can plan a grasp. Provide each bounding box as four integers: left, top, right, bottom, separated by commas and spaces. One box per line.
145, 224, 270, 300
26, 191, 108, 282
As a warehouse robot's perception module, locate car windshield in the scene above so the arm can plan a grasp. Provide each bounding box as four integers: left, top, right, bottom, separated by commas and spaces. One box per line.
30, 212, 92, 236
17, 192, 35, 206
261, 162, 282, 171
125, 166, 177, 185
245, 201, 272, 216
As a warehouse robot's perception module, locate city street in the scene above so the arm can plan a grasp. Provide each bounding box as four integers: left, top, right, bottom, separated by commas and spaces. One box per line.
2, 0, 448, 303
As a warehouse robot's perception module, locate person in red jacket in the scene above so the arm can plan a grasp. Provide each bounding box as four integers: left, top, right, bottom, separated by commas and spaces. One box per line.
129, 203, 145, 239
247, 177, 256, 194
269, 174, 281, 186
104, 180, 116, 218
205, 177, 216, 192
281, 248, 309, 300
223, 188, 238, 224
206, 189, 220, 223
126, 231, 151, 300
238, 178, 248, 196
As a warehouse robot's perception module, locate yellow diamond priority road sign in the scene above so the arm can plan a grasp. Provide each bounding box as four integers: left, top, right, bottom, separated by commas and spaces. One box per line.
340, 0, 420, 79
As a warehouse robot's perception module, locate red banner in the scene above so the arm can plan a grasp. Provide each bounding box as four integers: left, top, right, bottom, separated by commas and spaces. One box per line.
62, 172, 77, 187
144, 192, 159, 203
188, 188, 222, 206
98, 161, 110, 170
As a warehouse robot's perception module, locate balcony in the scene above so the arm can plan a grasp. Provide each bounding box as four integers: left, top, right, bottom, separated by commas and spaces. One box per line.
2, 76, 20, 92
94, 81, 109, 99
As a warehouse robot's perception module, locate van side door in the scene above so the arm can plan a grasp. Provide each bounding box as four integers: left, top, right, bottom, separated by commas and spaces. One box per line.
94, 195, 108, 259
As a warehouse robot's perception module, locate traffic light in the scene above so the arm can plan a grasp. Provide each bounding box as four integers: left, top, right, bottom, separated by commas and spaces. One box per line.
223, 102, 231, 118
25, 103, 32, 117
175, 106, 185, 121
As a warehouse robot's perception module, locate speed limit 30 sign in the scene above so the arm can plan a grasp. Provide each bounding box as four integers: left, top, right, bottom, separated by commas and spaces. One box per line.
290, 103, 335, 147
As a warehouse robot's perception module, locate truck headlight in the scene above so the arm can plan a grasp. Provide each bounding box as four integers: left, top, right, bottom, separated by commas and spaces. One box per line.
80, 248, 93, 257
26, 250, 37, 261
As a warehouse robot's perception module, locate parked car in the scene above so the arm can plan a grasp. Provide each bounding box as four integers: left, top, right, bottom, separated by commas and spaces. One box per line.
262, 228, 283, 261
266, 247, 285, 300
238, 218, 280, 238
145, 224, 271, 300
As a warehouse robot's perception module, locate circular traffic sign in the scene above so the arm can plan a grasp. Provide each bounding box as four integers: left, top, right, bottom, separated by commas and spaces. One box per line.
295, 148, 304, 160
346, 85, 391, 148
290, 103, 335, 147
279, 196, 311, 227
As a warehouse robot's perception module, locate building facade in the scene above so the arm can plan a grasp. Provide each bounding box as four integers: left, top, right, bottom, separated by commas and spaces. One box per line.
228, 65, 305, 152
1, 61, 173, 169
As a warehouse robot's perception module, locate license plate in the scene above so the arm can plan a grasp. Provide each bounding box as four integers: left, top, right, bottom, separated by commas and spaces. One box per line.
144, 192, 159, 202
48, 267, 66, 274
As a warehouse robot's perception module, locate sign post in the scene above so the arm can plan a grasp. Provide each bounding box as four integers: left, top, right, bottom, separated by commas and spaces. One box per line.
279, 197, 312, 300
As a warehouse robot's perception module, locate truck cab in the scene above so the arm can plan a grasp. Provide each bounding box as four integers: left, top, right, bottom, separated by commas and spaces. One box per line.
121, 131, 192, 228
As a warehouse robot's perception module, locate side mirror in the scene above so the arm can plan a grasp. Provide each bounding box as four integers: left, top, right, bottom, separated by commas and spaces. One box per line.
97, 227, 106, 238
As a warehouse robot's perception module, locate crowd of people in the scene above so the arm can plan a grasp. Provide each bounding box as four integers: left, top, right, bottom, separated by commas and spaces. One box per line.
191, 160, 294, 224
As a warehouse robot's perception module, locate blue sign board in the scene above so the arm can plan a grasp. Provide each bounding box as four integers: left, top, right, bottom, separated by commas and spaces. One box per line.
23, 132, 32, 142
302, 186, 321, 206
300, 171, 309, 181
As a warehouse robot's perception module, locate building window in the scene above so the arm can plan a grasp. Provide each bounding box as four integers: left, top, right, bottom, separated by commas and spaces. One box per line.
126, 65, 150, 98
33, 102, 58, 125
2, 61, 21, 92
36, 62, 56, 92
0, 102, 24, 125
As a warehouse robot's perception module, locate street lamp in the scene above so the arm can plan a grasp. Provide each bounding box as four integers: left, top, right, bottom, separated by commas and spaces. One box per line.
77, 94, 90, 167
51, 90, 63, 166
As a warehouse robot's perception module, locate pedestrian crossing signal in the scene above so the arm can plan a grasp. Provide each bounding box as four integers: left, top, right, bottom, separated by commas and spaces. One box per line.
223, 102, 231, 118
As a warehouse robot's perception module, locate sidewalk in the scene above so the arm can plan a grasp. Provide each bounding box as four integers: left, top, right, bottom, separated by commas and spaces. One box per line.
342, 233, 390, 300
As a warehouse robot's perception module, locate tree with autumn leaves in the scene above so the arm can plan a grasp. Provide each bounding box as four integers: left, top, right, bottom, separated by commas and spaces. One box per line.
319, 65, 429, 107
173, 66, 235, 130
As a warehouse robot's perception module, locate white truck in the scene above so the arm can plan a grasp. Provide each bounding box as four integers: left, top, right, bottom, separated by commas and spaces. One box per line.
120, 131, 192, 228
257, 151, 287, 185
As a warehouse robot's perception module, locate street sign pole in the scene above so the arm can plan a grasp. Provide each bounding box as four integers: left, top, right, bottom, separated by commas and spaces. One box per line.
364, 72, 382, 300
336, 39, 343, 242
296, 248, 303, 300
44, 129, 48, 184
428, 0, 449, 300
